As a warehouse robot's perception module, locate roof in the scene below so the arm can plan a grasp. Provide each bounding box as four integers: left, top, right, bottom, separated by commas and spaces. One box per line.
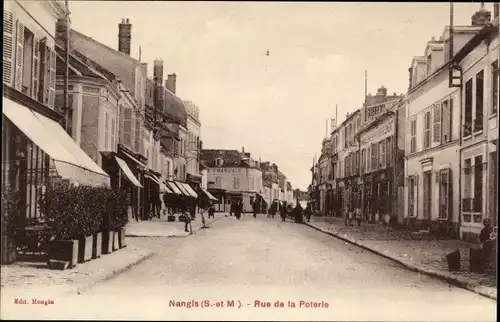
451, 20, 499, 65
163, 88, 187, 127
201, 149, 250, 167
71, 29, 139, 63
55, 43, 107, 80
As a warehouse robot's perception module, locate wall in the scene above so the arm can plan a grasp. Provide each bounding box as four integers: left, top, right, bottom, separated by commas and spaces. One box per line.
207, 167, 262, 192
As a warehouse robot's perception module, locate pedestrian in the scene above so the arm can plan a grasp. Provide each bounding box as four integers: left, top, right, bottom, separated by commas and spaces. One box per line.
355, 206, 362, 226
184, 210, 192, 233
292, 202, 303, 223
304, 202, 312, 222
480, 218, 493, 243
252, 199, 258, 219
280, 202, 287, 222
270, 201, 277, 219
208, 204, 215, 219
229, 200, 235, 217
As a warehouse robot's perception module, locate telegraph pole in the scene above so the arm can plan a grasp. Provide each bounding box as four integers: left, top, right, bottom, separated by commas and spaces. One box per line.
63, 0, 70, 132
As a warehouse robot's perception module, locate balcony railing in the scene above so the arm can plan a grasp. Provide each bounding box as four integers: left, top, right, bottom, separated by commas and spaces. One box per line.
473, 118, 483, 133
463, 123, 472, 137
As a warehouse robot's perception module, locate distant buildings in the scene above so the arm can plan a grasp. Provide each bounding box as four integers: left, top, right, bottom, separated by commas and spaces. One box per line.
311, 4, 499, 243
201, 148, 293, 212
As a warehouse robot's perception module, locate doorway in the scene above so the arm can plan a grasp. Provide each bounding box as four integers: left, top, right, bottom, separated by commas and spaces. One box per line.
423, 171, 432, 221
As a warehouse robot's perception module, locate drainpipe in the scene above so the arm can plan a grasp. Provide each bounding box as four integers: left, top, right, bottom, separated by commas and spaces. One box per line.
457, 68, 463, 238
393, 108, 398, 222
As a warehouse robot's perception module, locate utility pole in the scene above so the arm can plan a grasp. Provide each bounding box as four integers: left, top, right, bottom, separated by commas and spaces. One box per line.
63, 0, 70, 132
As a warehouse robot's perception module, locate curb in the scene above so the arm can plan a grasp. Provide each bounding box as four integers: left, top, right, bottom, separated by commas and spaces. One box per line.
305, 222, 497, 301
69, 251, 157, 296
126, 216, 227, 238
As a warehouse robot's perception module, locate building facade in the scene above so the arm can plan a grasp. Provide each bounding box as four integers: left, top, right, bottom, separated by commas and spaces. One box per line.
202, 149, 264, 213
2, 1, 110, 224
452, 16, 499, 241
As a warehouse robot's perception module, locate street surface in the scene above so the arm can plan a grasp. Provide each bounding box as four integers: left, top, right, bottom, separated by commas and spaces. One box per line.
13, 215, 497, 321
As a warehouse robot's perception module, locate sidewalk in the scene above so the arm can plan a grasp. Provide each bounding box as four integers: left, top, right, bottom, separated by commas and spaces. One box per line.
0, 239, 156, 299
125, 212, 227, 238
305, 216, 497, 301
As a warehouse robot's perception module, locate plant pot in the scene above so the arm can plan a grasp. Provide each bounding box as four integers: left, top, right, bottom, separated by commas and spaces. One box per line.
112, 231, 119, 251
1, 236, 17, 265
78, 235, 93, 263
118, 228, 126, 249
48, 240, 79, 268
101, 230, 113, 255
92, 232, 102, 259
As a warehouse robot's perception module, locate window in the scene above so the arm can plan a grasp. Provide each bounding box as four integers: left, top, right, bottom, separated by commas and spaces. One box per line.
441, 100, 452, 143
21, 27, 34, 95
427, 54, 432, 76
371, 143, 377, 171
344, 127, 347, 149
474, 70, 484, 132
355, 151, 359, 174
463, 158, 472, 213
104, 112, 109, 150
361, 149, 366, 174
492, 60, 499, 114
433, 104, 441, 144
386, 136, 392, 168
408, 175, 416, 217
464, 79, 473, 136
423, 111, 431, 149
473, 155, 483, 214
410, 119, 416, 153
345, 155, 349, 177
439, 169, 451, 219
233, 177, 240, 189
379, 140, 386, 168
111, 118, 116, 151
215, 157, 223, 167
366, 146, 371, 172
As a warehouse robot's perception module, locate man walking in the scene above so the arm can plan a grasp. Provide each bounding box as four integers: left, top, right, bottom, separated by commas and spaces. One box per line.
252, 199, 258, 219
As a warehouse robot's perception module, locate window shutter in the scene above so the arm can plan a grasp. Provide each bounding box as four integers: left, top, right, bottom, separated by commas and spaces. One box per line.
47, 48, 56, 109
447, 169, 452, 220
123, 107, 132, 148
433, 104, 441, 143
31, 37, 40, 100
3, 11, 15, 86
14, 19, 25, 91
441, 101, 450, 143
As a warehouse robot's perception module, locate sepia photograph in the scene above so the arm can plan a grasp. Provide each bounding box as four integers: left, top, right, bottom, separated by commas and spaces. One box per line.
0, 0, 498, 320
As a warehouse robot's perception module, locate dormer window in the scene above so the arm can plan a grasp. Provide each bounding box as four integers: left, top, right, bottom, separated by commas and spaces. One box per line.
215, 157, 224, 167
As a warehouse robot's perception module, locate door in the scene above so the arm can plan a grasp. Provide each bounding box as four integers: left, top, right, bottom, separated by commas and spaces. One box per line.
423, 171, 432, 221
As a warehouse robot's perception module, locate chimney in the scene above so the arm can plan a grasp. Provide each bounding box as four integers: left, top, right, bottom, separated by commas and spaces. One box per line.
471, 3, 491, 26
166, 73, 177, 94
55, 17, 71, 45
494, 3, 499, 19
153, 59, 164, 110
242, 146, 245, 153
377, 86, 387, 97
118, 18, 132, 55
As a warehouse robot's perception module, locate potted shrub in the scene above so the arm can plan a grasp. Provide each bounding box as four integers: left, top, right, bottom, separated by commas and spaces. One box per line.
115, 190, 129, 249
1, 186, 25, 265
101, 189, 116, 255
76, 186, 106, 263
38, 184, 82, 268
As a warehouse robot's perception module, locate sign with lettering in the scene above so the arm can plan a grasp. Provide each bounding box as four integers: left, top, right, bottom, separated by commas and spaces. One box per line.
208, 168, 243, 173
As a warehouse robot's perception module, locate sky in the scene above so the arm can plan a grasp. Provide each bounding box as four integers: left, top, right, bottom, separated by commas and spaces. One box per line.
67, 1, 494, 191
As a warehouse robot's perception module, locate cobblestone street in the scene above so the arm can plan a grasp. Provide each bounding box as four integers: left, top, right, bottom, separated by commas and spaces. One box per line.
3, 216, 495, 321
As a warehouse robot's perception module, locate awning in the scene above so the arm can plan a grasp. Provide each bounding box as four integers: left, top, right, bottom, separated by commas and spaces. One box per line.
145, 173, 169, 193
115, 156, 142, 188
121, 150, 147, 169
200, 188, 218, 201
256, 192, 266, 199
181, 183, 198, 198
174, 181, 192, 197
165, 181, 183, 195
3, 97, 110, 186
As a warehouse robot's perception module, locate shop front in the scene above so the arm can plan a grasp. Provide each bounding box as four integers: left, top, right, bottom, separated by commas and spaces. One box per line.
2, 92, 110, 226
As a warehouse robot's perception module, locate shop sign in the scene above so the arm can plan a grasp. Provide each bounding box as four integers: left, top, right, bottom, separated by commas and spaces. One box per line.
209, 168, 243, 173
